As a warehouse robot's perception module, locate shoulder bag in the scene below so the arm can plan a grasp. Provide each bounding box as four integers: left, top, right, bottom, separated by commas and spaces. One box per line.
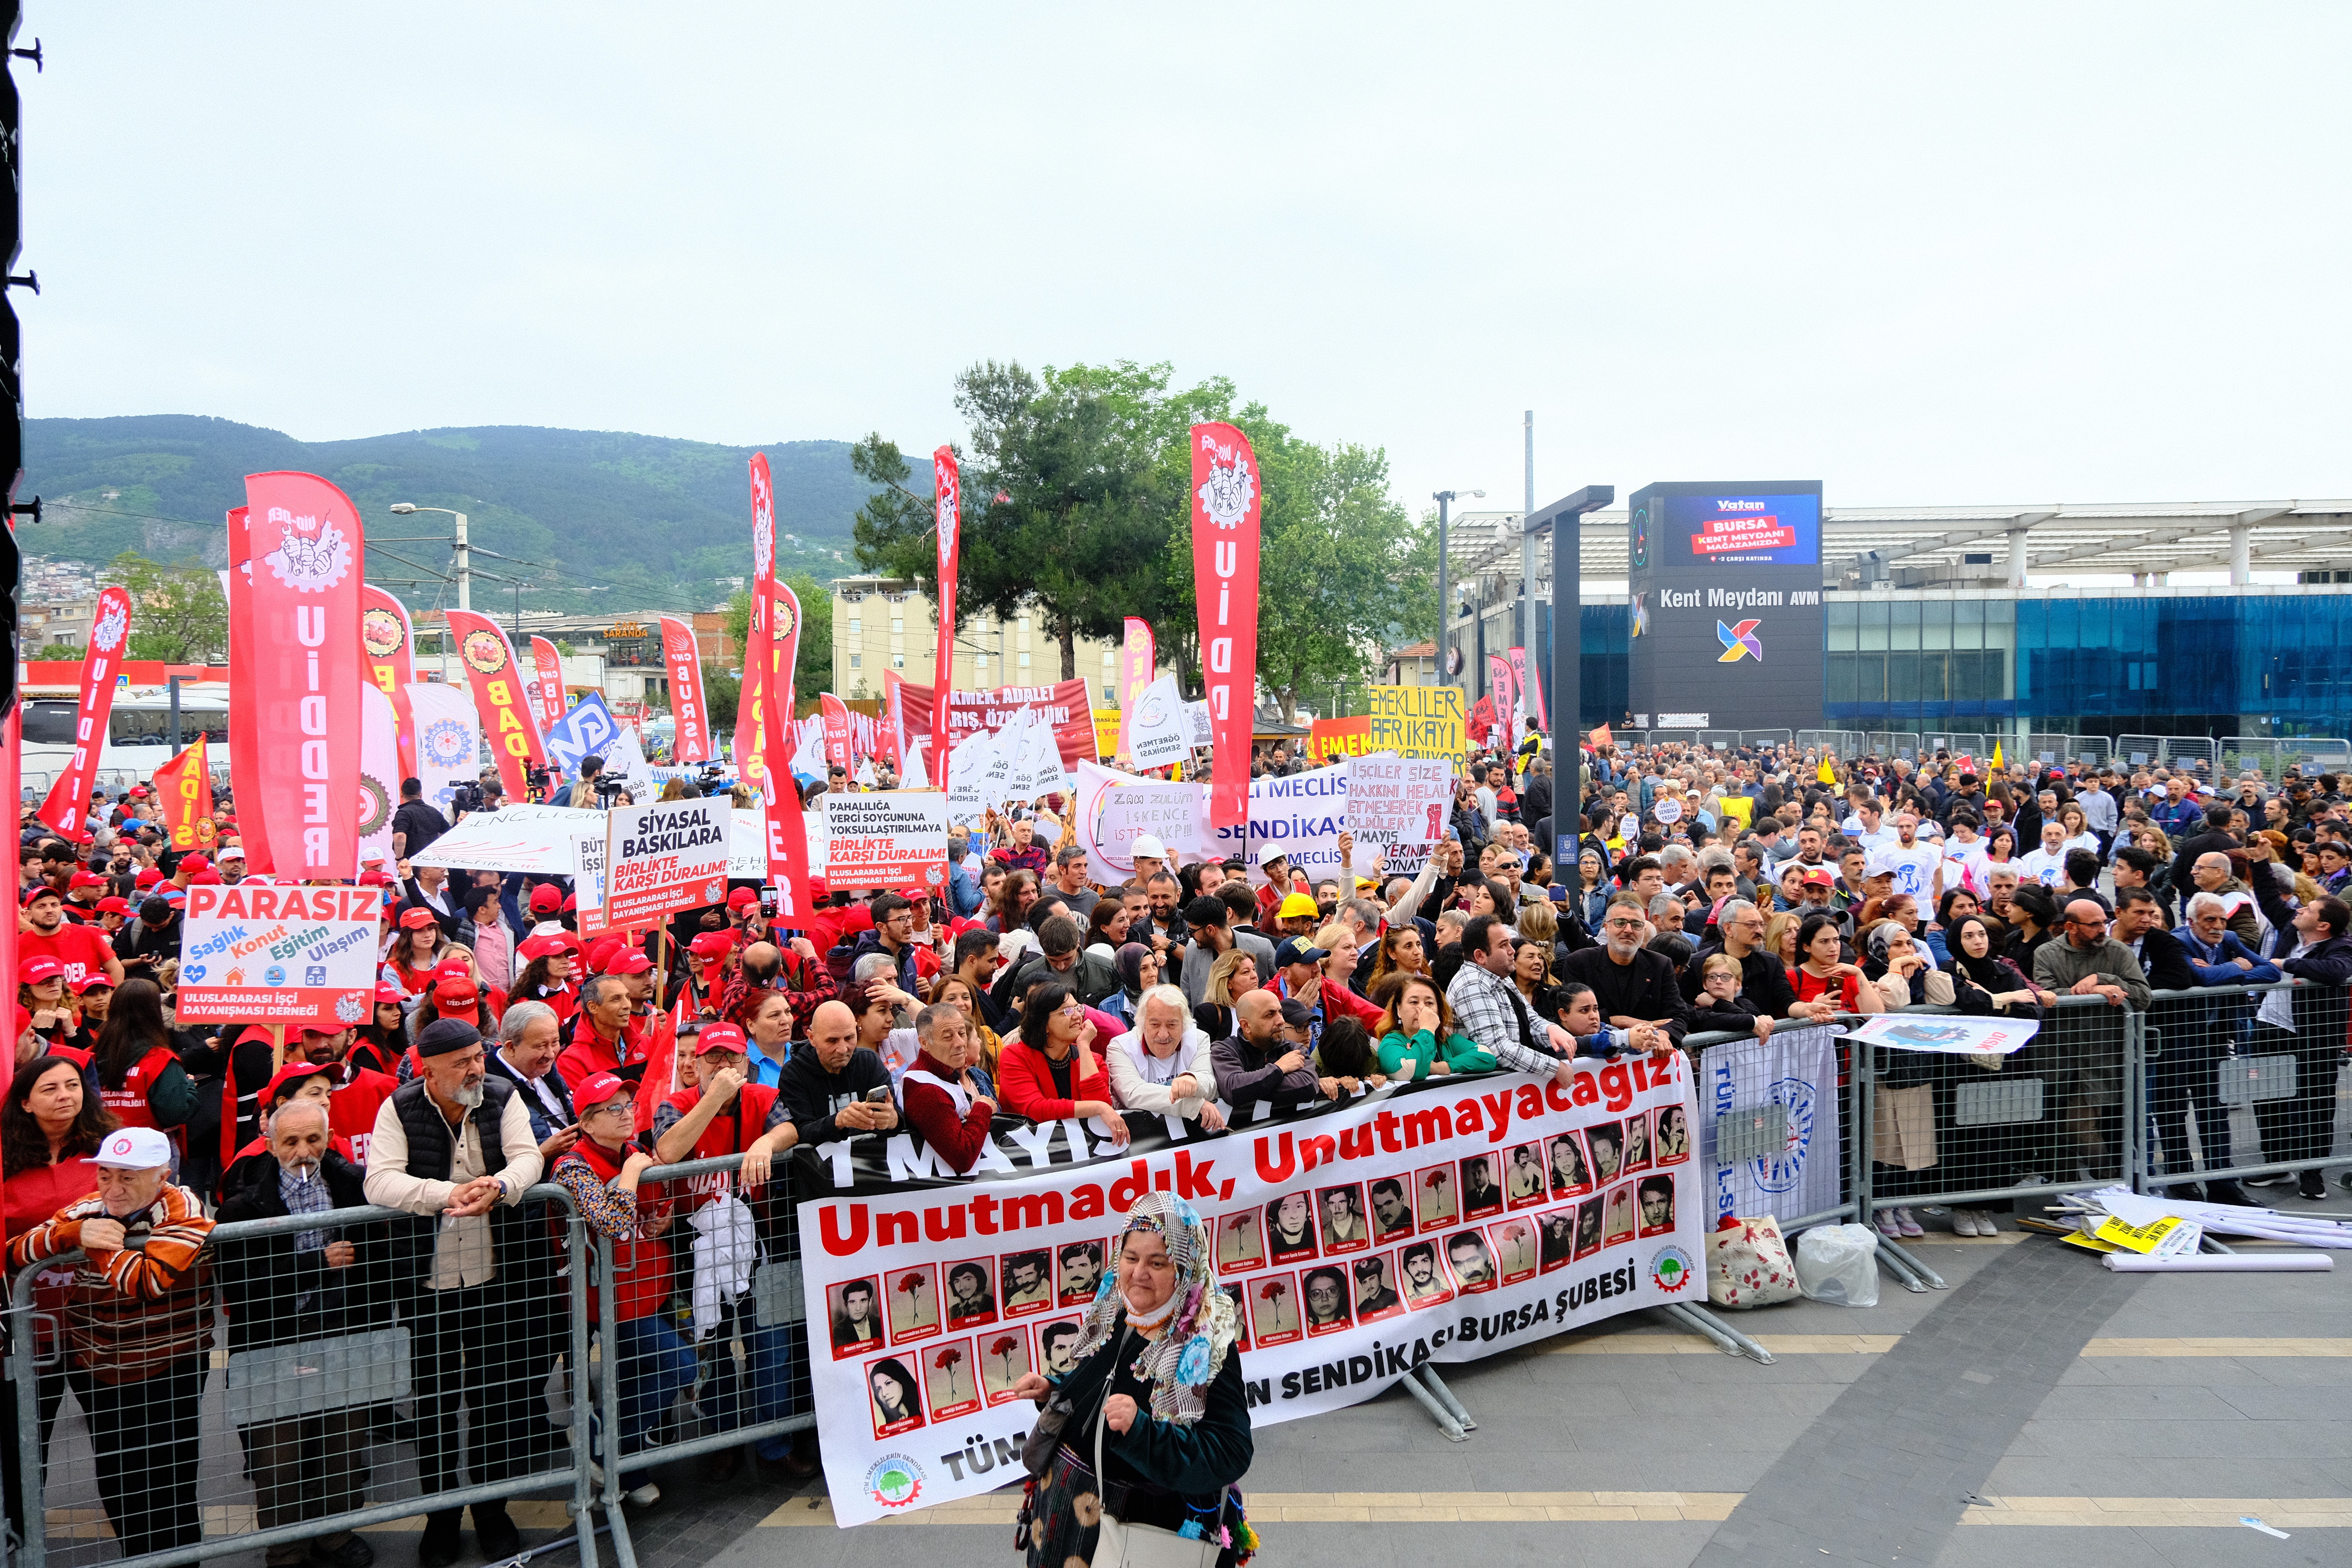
1090, 1327, 1227, 1568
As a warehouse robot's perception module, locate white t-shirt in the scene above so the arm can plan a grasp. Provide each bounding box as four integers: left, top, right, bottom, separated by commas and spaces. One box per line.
1883, 843, 1944, 901
2017, 847, 2068, 888
1841, 819, 1897, 854
1943, 836, 1991, 894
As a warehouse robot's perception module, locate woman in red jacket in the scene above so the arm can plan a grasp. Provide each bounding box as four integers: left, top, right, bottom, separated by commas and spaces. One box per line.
897, 1000, 998, 1174
994, 982, 1128, 1145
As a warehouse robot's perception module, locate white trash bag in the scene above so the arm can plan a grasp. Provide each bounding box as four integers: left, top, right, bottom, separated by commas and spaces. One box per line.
1794, 1223, 1881, 1308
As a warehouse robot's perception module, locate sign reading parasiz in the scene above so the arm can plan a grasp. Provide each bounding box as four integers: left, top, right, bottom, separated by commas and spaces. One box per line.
1368, 686, 1465, 760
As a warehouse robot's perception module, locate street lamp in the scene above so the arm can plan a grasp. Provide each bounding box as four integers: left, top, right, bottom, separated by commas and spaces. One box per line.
387, 503, 470, 610
1432, 489, 1484, 694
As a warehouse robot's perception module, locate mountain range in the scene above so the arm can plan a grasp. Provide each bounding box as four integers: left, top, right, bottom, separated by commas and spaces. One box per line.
19, 415, 884, 612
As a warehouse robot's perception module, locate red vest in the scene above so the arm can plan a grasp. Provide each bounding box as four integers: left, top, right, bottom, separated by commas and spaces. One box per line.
565, 1136, 671, 1323
662, 1082, 778, 1210
98, 1045, 178, 1134
330, 1066, 398, 1167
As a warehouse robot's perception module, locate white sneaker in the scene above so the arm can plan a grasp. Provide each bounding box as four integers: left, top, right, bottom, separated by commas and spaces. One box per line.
1873, 1209, 1903, 1239
1975, 1211, 2000, 1235
1895, 1207, 1924, 1237
1951, 1211, 1981, 1237
625, 1482, 661, 1508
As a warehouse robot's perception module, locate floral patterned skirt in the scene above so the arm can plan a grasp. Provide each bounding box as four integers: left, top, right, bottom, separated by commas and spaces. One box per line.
1016, 1444, 1256, 1568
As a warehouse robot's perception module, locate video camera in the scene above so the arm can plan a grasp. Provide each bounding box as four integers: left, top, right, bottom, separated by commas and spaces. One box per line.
450, 779, 486, 816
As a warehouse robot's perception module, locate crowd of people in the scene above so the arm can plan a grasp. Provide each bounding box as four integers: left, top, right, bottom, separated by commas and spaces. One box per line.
3, 724, 2347, 1568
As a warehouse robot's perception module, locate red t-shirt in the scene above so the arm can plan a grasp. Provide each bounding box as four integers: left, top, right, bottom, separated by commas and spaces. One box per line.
20, 923, 116, 988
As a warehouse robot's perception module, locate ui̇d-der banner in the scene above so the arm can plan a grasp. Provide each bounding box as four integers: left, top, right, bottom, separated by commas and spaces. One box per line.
176, 883, 383, 1030
795, 1057, 1701, 1525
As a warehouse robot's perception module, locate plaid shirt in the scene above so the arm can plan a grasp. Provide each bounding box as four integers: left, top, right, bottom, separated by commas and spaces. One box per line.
278, 1162, 335, 1254
1445, 961, 1558, 1075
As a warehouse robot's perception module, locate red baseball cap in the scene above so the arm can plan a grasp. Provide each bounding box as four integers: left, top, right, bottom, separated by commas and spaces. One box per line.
573, 1070, 632, 1111
584, 935, 623, 973
808, 876, 830, 900
133, 869, 163, 889
693, 1022, 749, 1057
69, 972, 113, 995
398, 906, 438, 931
18, 957, 63, 986
727, 887, 760, 911
688, 931, 737, 960
358, 871, 391, 888
187, 871, 224, 886
375, 982, 407, 1006
605, 949, 652, 977
179, 855, 212, 873
67, 871, 107, 891
20, 886, 58, 907
95, 897, 132, 916
529, 885, 564, 914
263, 1061, 335, 1105
433, 976, 480, 1011
516, 933, 568, 962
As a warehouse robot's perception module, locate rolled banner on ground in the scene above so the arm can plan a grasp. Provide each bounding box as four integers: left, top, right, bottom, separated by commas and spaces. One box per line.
2101, 1253, 2332, 1273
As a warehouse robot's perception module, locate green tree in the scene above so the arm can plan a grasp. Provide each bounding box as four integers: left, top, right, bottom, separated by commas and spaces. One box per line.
29, 643, 81, 660
852, 361, 1223, 680
103, 551, 229, 663
1227, 409, 1434, 723
703, 663, 741, 729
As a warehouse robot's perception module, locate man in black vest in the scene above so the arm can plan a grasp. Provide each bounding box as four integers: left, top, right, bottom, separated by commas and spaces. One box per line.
364, 1019, 549, 1567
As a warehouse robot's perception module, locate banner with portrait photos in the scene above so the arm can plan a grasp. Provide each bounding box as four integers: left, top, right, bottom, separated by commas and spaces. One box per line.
794, 1056, 1701, 1526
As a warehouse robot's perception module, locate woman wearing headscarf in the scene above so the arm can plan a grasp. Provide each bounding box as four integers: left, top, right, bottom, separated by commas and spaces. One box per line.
1099, 943, 1159, 1028
1934, 913, 2056, 1237
1012, 1191, 1256, 1568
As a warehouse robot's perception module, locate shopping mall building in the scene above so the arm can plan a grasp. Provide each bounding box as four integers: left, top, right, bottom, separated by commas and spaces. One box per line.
1427, 496, 2352, 763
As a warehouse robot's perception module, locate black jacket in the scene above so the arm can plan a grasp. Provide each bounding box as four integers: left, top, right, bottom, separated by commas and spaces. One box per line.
2130, 926, 2201, 994
1560, 945, 1692, 1045
392, 798, 452, 860
215, 1150, 393, 1354
1676, 942, 1799, 1018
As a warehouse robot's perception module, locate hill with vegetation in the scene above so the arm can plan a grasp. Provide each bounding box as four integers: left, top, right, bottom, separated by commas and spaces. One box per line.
20, 415, 886, 614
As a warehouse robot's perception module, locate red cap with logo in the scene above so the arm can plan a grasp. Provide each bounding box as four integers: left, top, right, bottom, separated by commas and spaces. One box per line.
693, 1022, 749, 1057
398, 906, 439, 931
18, 957, 62, 986
689, 930, 737, 960
727, 887, 760, 911
605, 948, 652, 977
573, 1070, 633, 1112
433, 975, 480, 1012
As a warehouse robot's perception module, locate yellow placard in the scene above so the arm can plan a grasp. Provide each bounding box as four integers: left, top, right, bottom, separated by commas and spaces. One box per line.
1368, 685, 1465, 760
2092, 1213, 2192, 1256
1092, 707, 1122, 761
2062, 1230, 2121, 1254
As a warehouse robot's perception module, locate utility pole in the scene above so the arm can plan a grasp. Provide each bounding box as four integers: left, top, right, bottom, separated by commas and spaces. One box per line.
1432, 488, 1485, 695
1519, 411, 1536, 733
1538, 484, 1614, 872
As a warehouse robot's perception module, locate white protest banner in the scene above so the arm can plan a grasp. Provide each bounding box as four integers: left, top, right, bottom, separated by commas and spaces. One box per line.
1124, 673, 1189, 772
572, 823, 614, 937
1845, 1015, 2037, 1055
1693, 1026, 1844, 1230
823, 790, 951, 893
1072, 760, 1209, 887
1211, 760, 1350, 885
796, 1057, 1701, 1526
1343, 752, 1453, 878
411, 804, 599, 876
605, 796, 733, 926
603, 721, 658, 802
945, 728, 997, 828
177, 883, 383, 1030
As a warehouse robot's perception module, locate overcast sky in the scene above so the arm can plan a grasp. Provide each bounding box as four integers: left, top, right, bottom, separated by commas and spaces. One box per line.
26, 4, 2352, 522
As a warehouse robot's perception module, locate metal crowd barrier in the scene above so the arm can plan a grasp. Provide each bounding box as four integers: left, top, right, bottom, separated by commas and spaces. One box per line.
2141, 978, 2351, 1195
5, 1156, 815, 1568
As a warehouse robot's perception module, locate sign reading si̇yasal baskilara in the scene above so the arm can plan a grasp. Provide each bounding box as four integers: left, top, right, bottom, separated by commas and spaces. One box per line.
1368, 685, 1465, 760
176, 883, 383, 1031
822, 790, 950, 892
603, 797, 732, 926
795, 1055, 1701, 1526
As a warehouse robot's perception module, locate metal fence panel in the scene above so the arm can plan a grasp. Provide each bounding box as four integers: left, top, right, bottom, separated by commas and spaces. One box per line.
1739, 729, 1793, 750
2142, 979, 2350, 1193
1797, 730, 1864, 757
2219, 737, 2352, 781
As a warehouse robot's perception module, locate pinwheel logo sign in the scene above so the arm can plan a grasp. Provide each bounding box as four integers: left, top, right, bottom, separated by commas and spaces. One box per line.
1716, 619, 1763, 663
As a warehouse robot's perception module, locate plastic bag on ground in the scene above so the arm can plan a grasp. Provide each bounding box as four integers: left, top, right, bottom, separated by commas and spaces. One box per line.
1794, 1222, 1882, 1308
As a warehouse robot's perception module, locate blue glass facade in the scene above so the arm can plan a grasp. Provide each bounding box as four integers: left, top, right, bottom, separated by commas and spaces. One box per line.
1547, 591, 2352, 736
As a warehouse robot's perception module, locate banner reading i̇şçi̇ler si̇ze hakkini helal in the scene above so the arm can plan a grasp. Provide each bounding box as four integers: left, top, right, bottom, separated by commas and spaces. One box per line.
797, 1056, 1701, 1524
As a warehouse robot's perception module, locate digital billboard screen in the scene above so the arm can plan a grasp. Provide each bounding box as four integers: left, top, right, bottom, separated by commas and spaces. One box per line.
1665, 492, 1820, 567
1625, 480, 1825, 733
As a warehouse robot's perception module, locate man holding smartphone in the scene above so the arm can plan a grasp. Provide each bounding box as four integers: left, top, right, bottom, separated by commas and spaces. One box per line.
772, 1000, 899, 1145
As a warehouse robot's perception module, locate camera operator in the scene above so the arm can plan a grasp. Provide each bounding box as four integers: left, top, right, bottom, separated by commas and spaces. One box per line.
391, 778, 451, 860
550, 755, 603, 809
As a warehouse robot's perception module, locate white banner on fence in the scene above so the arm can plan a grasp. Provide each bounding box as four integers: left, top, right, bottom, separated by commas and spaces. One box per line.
1695, 1025, 1844, 1229
798, 1060, 1701, 1526
1343, 752, 1454, 878
1845, 1015, 2037, 1055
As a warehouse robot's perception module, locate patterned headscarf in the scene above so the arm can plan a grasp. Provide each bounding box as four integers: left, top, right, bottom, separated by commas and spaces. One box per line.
1067, 1190, 1240, 1425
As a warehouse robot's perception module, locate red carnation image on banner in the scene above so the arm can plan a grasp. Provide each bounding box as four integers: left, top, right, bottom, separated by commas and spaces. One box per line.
888, 1265, 940, 1344
1248, 1273, 1300, 1347
924, 1340, 980, 1420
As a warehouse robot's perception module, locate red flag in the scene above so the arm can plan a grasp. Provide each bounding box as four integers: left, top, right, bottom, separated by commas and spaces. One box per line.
529, 636, 567, 735
37, 584, 134, 842
225, 507, 275, 874
151, 737, 214, 852
1588, 724, 1612, 750
660, 616, 714, 764
748, 456, 815, 917
360, 584, 419, 785
1486, 654, 1515, 732
443, 609, 548, 800
242, 473, 366, 875
1467, 695, 1495, 745
820, 693, 854, 775
931, 446, 960, 778
1113, 617, 1155, 764
1509, 644, 1545, 731
1190, 423, 1262, 833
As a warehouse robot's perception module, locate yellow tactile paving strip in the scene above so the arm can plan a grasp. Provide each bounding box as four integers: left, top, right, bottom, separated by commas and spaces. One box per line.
2081, 1336, 2352, 1357
1961, 1496, 2352, 1527
757, 1491, 1744, 1526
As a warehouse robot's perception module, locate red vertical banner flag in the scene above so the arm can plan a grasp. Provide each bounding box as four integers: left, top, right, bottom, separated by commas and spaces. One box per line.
660, 616, 714, 763
529, 636, 568, 734
242, 473, 366, 876
443, 609, 548, 801
1113, 617, 1155, 765
747, 455, 815, 917
1190, 423, 1262, 833
1486, 654, 1516, 733
930, 445, 960, 778
225, 506, 274, 873
819, 693, 854, 775
359, 584, 419, 784
1509, 643, 1544, 731
151, 737, 214, 852
36, 585, 135, 841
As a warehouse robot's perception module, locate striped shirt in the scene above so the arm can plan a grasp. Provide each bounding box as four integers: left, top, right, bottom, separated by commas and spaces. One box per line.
9, 1183, 215, 1383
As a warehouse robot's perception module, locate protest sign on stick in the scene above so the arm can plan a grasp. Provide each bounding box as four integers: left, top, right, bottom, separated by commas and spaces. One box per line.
823, 791, 950, 893
177, 883, 383, 1031
605, 798, 732, 927
1344, 752, 1454, 877
1369, 686, 1465, 760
